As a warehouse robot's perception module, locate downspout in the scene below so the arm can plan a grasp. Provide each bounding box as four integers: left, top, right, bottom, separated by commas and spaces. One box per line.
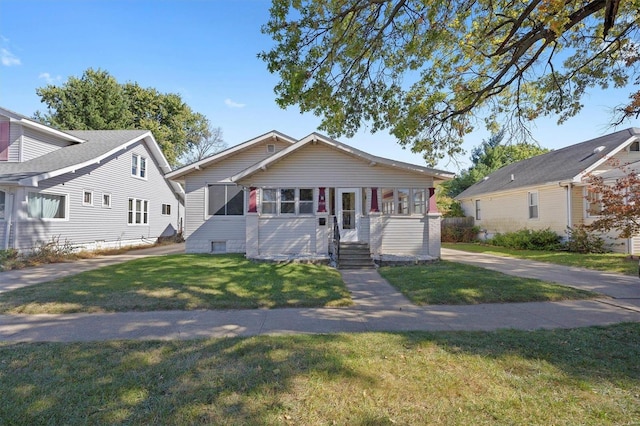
566, 183, 572, 230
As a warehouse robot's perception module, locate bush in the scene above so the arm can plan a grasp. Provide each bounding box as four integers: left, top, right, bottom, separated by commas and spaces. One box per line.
0, 248, 20, 271
564, 226, 607, 254
441, 225, 480, 243
489, 228, 562, 251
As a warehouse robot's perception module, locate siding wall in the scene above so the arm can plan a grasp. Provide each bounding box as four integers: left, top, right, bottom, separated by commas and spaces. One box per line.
183, 139, 291, 253
12, 140, 180, 251
21, 127, 72, 161
258, 217, 315, 254
379, 216, 428, 255
0, 118, 22, 162
462, 184, 569, 239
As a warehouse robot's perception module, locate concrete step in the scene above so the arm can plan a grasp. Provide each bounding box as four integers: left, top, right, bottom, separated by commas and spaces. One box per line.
338, 243, 374, 269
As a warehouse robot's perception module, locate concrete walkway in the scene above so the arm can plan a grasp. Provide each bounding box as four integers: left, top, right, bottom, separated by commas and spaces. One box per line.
1, 247, 640, 342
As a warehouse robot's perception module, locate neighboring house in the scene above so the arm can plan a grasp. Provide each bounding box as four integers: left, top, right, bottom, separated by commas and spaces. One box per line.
166, 131, 454, 264
456, 128, 640, 254
0, 106, 184, 252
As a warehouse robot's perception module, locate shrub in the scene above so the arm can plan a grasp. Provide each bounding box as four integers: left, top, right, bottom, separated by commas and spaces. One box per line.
564, 225, 607, 254
441, 225, 480, 243
489, 228, 562, 250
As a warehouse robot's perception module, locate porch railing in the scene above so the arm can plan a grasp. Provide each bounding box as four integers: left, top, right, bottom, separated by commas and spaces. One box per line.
331, 215, 341, 265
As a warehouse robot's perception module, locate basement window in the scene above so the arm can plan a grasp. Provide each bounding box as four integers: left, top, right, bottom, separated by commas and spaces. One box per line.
211, 241, 226, 253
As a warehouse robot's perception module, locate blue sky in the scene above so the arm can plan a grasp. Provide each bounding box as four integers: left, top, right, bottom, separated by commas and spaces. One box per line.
1, 0, 638, 171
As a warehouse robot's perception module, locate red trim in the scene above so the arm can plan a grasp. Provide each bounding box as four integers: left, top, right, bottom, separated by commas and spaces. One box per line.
318, 187, 327, 212
428, 187, 438, 213
0, 122, 9, 161
370, 187, 379, 212
248, 187, 258, 213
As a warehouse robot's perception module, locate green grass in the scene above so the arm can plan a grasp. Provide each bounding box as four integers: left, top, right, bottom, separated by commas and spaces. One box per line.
443, 243, 639, 276
1, 324, 639, 425
379, 260, 598, 305
0, 254, 352, 314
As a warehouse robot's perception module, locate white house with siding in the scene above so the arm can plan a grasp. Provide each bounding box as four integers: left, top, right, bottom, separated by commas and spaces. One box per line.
166, 131, 454, 266
0, 106, 183, 252
456, 128, 640, 254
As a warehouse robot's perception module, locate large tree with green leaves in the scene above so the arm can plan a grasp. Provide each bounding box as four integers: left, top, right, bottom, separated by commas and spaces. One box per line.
446, 130, 550, 197
35, 68, 211, 167
261, 0, 640, 166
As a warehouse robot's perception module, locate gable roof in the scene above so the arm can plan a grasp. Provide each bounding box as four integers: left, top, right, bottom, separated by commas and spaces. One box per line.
166, 130, 297, 182
0, 106, 86, 144
456, 127, 640, 199
0, 129, 183, 198
230, 132, 455, 183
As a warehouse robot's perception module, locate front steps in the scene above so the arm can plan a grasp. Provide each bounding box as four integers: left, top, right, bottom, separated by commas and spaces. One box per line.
338, 242, 375, 269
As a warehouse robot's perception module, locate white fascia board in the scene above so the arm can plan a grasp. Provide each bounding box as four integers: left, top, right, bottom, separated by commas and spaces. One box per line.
18, 118, 86, 143
574, 134, 640, 182
17, 132, 159, 187
166, 130, 297, 181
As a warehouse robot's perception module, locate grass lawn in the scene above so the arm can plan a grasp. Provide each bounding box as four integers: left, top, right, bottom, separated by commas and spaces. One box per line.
379, 261, 598, 305
443, 242, 639, 276
1, 324, 639, 425
0, 254, 352, 314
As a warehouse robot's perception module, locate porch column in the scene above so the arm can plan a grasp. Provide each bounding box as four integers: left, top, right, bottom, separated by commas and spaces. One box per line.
317, 187, 327, 213
246, 213, 259, 258
427, 213, 442, 258
248, 187, 258, 213
428, 187, 438, 213
370, 187, 379, 213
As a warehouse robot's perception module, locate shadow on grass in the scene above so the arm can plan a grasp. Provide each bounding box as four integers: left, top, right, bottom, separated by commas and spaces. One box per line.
1, 324, 639, 424
0, 254, 352, 313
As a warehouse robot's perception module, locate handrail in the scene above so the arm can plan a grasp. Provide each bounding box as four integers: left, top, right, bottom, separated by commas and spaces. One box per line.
331, 216, 340, 266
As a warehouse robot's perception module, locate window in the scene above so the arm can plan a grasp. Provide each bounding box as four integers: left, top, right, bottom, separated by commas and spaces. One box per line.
475, 200, 481, 220
382, 188, 395, 214
528, 192, 539, 219
208, 184, 244, 216
299, 188, 314, 214
267, 144, 276, 153
413, 189, 426, 214
280, 188, 295, 214
102, 193, 112, 208
128, 198, 149, 225
261, 188, 314, 215
261, 189, 277, 214
83, 190, 93, 206
382, 188, 427, 215
0, 191, 5, 220
131, 154, 147, 179
630, 141, 640, 152
162, 203, 172, 215
211, 241, 226, 253
27, 192, 67, 219
586, 189, 603, 216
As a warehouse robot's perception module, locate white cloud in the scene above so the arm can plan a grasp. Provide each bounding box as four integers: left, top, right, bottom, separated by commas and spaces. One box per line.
38, 72, 61, 84
225, 98, 246, 108
1, 48, 20, 66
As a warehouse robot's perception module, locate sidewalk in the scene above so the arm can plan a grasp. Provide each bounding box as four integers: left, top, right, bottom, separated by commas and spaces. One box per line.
1, 266, 640, 342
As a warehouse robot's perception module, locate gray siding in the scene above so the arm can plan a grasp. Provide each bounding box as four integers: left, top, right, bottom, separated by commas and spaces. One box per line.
0, 118, 21, 162
242, 144, 435, 188
12, 140, 180, 250
22, 127, 73, 161
258, 217, 315, 254
380, 216, 428, 255
183, 140, 290, 253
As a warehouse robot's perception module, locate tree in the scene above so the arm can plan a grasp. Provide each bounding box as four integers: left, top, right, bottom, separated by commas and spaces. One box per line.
35, 68, 214, 167
261, 0, 640, 166
444, 130, 549, 197
180, 125, 227, 165
586, 159, 640, 239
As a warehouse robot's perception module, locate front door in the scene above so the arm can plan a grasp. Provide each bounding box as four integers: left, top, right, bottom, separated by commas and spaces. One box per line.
337, 188, 361, 242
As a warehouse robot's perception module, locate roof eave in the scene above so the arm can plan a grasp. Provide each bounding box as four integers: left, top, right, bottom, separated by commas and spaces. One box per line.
18, 118, 87, 143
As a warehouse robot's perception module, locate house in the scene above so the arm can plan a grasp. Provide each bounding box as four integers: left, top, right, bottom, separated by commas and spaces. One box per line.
0, 106, 184, 252
166, 131, 454, 265
456, 127, 640, 254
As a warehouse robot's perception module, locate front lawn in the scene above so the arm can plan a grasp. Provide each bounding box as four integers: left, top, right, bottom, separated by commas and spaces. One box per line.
1, 324, 639, 425
379, 261, 598, 305
443, 243, 639, 276
0, 254, 352, 314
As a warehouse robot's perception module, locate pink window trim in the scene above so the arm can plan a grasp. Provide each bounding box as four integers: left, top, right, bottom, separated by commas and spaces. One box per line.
370, 187, 379, 212
0, 121, 9, 161
318, 187, 327, 212
248, 187, 258, 213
